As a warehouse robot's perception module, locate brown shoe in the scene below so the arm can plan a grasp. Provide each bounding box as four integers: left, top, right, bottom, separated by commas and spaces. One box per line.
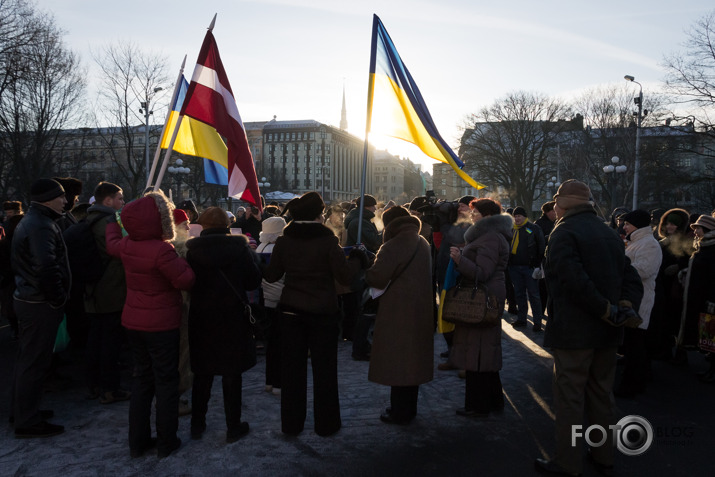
437, 362, 457, 371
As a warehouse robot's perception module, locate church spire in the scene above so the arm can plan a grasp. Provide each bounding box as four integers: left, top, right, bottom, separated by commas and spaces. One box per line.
340, 83, 348, 131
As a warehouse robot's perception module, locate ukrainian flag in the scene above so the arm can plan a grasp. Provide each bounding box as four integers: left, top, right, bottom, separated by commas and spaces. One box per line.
368, 15, 485, 190
160, 76, 229, 185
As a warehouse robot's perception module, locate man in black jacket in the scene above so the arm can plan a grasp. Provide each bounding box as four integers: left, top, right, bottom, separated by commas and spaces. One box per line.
11, 179, 71, 438
536, 180, 643, 477
508, 206, 546, 331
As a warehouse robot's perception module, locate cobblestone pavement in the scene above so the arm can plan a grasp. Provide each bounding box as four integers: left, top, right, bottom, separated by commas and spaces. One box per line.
0, 312, 712, 476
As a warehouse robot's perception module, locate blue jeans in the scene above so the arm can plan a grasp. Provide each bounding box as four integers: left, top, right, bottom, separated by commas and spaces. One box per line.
508, 265, 544, 326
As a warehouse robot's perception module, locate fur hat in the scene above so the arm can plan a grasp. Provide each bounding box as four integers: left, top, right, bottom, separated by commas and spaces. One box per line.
512, 206, 528, 217
691, 215, 715, 232
382, 205, 410, 228
554, 180, 592, 210
173, 208, 189, 225
197, 207, 230, 229
289, 191, 325, 221
3, 201, 22, 212
31, 179, 65, 202
53, 177, 83, 200
409, 196, 430, 212
621, 209, 651, 229
262, 216, 287, 235
458, 195, 476, 206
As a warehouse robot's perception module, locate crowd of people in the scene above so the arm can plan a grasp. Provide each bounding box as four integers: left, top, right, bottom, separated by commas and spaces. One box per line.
1, 176, 714, 474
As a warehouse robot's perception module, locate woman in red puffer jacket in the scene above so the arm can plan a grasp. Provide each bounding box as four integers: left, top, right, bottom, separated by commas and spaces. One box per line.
106, 190, 195, 459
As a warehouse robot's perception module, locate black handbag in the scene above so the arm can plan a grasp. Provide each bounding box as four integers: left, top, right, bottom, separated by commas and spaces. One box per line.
441, 279, 501, 327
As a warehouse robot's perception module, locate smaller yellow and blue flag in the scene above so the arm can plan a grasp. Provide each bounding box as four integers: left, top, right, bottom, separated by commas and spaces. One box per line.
160, 76, 229, 185
368, 15, 485, 190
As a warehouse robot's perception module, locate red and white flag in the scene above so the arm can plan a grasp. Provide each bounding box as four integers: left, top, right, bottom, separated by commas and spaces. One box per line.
181, 31, 261, 208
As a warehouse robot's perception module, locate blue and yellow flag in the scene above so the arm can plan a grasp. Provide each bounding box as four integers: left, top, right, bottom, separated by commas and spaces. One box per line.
160, 76, 229, 185
368, 15, 485, 190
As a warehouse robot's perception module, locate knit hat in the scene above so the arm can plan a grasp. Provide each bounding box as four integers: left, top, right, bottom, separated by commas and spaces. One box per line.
382, 205, 410, 228
553, 180, 591, 210
262, 216, 287, 235
31, 178, 65, 202
197, 207, 230, 229
289, 191, 325, 221
512, 206, 527, 217
691, 215, 715, 232
458, 195, 476, 206
361, 194, 377, 208
621, 209, 651, 229
172, 208, 189, 225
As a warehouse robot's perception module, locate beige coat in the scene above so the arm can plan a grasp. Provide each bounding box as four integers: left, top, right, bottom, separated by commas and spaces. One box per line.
366, 216, 434, 386
625, 226, 662, 329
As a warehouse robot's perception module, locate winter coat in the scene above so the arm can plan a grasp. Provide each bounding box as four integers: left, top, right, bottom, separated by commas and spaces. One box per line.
256, 241, 283, 308
680, 230, 715, 346
543, 203, 644, 349
263, 221, 361, 315
12, 203, 70, 307
84, 204, 126, 313
186, 229, 262, 376
508, 220, 545, 268
106, 193, 195, 332
365, 215, 433, 386
344, 207, 382, 253
535, 215, 555, 240
625, 226, 662, 329
448, 214, 512, 372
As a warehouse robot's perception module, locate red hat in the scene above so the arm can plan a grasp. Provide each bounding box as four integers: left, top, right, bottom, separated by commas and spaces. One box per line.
173, 208, 189, 225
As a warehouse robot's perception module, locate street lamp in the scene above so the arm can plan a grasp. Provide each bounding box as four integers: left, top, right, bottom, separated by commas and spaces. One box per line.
258, 176, 271, 199
624, 75, 643, 210
603, 156, 627, 210
546, 176, 560, 198
167, 158, 190, 201
139, 86, 163, 187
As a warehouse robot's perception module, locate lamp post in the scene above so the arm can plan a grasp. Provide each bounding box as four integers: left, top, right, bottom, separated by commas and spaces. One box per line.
258, 177, 271, 200
167, 158, 190, 201
624, 75, 642, 210
139, 86, 163, 187
603, 156, 627, 211
546, 176, 560, 198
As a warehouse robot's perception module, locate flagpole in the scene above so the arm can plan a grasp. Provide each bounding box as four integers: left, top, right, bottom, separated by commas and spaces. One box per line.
356, 15, 380, 246
145, 55, 187, 191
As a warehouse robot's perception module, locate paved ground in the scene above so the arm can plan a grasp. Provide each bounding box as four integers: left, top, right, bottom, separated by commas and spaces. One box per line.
0, 313, 712, 477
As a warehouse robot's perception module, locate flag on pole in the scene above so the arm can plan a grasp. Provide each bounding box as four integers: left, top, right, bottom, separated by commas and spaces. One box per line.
367, 15, 485, 190
180, 30, 261, 207
160, 75, 229, 186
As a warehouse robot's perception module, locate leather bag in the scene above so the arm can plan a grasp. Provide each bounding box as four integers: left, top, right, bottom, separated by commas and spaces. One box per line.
441, 280, 501, 327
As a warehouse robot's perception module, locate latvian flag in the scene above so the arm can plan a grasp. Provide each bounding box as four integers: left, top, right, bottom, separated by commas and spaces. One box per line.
181, 31, 261, 208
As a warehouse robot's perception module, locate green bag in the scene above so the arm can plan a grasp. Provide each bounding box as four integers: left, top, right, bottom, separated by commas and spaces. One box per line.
53, 315, 70, 353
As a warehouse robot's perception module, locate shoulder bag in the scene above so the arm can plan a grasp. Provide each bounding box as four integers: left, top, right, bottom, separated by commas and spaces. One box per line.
441, 276, 501, 327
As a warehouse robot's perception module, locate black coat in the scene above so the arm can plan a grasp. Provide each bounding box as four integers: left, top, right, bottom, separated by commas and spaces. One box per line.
543, 204, 643, 349
186, 229, 262, 376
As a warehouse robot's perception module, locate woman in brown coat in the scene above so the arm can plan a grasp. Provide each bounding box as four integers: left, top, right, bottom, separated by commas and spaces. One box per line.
365, 206, 433, 425
448, 198, 512, 417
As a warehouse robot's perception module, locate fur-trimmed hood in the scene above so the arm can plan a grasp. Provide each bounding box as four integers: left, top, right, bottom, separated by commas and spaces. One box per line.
658, 208, 690, 239
121, 191, 176, 241
282, 221, 335, 240
464, 213, 513, 244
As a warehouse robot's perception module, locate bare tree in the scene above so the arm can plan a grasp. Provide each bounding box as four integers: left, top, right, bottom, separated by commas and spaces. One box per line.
91, 42, 169, 198
458, 91, 573, 212
0, 2, 86, 201
662, 9, 715, 211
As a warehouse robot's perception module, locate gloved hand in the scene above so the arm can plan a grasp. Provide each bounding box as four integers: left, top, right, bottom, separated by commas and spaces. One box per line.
531, 267, 544, 280
615, 306, 643, 328
349, 247, 369, 269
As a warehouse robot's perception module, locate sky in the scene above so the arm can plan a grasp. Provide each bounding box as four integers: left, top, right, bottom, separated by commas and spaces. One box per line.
40, 0, 714, 170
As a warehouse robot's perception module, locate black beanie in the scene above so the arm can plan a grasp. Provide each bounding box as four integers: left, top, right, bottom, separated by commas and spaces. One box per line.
458, 195, 475, 206
31, 179, 65, 202
382, 205, 410, 228
621, 209, 651, 229
361, 194, 377, 208
512, 206, 528, 217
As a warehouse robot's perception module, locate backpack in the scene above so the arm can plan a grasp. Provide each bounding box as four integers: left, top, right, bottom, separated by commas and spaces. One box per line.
63, 213, 110, 285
